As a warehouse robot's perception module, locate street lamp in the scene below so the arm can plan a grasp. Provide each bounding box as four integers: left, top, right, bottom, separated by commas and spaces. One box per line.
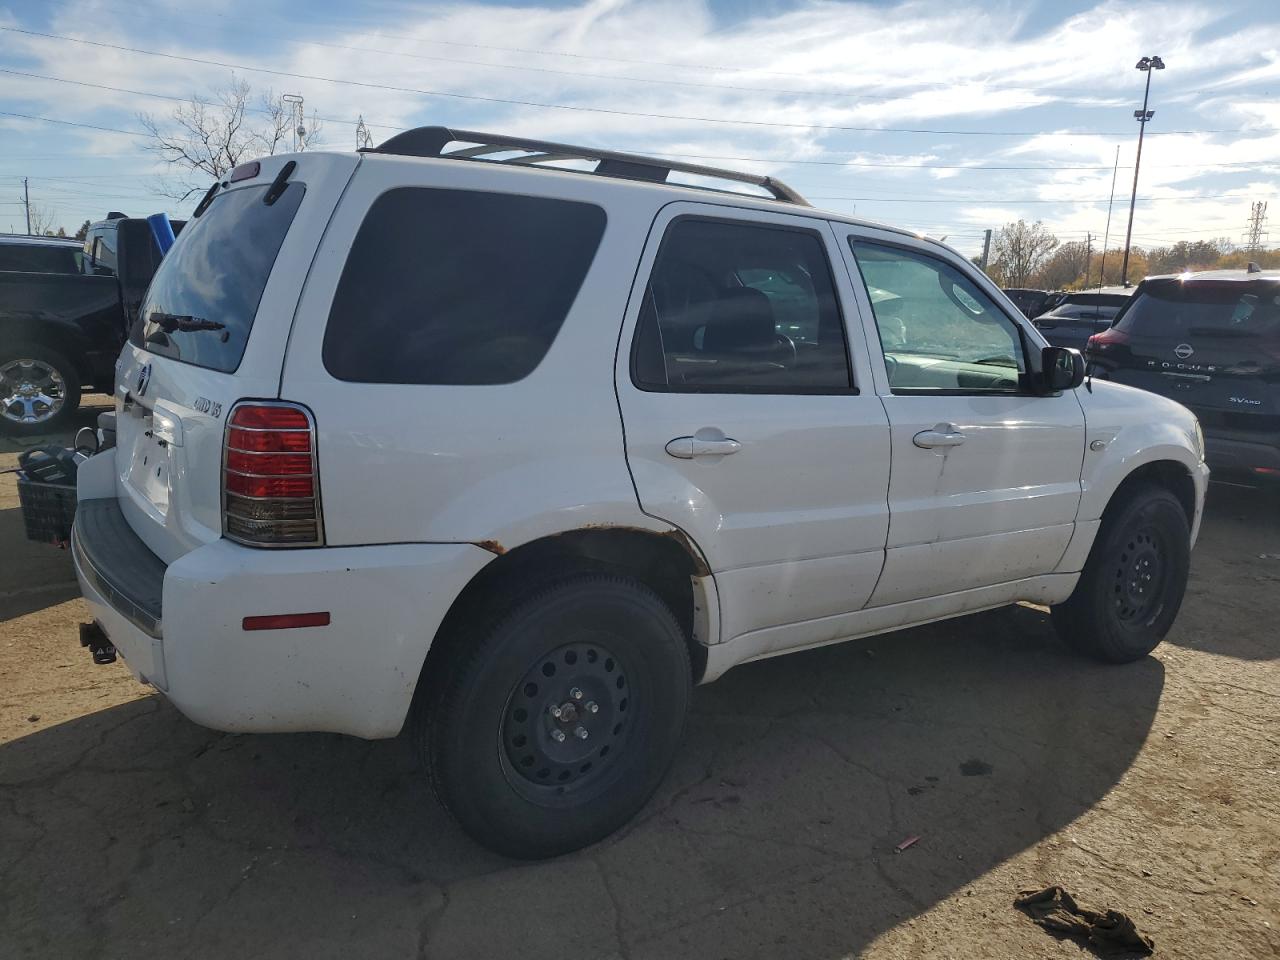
1120, 55, 1165, 287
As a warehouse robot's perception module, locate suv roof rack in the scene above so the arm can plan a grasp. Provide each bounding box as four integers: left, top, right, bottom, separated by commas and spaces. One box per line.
365, 126, 808, 205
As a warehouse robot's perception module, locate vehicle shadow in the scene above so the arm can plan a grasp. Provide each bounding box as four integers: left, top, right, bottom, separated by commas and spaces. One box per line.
1164, 481, 1280, 661
0, 603, 1163, 960
0, 507, 79, 622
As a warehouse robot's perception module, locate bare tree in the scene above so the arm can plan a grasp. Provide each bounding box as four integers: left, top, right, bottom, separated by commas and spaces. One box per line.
27, 202, 60, 236
989, 220, 1060, 287
140, 76, 322, 201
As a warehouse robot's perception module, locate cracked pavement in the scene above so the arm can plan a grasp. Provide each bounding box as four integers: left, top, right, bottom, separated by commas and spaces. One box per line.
2, 401, 1278, 959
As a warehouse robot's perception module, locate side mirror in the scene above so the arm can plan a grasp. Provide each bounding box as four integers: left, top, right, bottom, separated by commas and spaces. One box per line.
1040, 345, 1085, 393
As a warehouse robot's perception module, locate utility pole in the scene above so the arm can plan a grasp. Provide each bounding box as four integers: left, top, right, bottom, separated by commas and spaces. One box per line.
1244, 201, 1269, 253
23, 177, 31, 235
1084, 232, 1093, 287
1098, 145, 1120, 289
980, 228, 992, 272
1121, 55, 1165, 287
282, 94, 306, 152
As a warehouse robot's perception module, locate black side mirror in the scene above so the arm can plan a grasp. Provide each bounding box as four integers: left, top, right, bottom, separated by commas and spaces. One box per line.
1040, 345, 1085, 393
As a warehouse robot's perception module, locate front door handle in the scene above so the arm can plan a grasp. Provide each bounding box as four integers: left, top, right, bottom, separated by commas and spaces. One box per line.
665, 435, 742, 459
913, 423, 966, 449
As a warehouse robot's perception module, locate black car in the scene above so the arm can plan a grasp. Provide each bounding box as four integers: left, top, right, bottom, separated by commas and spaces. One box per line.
1033, 288, 1134, 352
0, 215, 182, 435
1086, 269, 1280, 480
1002, 287, 1061, 319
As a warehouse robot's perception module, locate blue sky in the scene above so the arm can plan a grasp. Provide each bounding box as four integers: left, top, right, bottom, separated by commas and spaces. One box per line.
2, 0, 1277, 259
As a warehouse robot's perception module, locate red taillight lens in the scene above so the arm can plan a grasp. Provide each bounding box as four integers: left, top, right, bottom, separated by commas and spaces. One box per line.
1087, 328, 1130, 351
229, 405, 310, 430
223, 401, 322, 547
226, 450, 313, 475
227, 426, 311, 452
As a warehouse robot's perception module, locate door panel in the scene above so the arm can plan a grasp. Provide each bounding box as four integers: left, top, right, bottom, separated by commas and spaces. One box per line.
839, 231, 1086, 606
616, 204, 891, 644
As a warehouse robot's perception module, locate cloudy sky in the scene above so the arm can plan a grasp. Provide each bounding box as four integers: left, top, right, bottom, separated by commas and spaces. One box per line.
1, 0, 1277, 259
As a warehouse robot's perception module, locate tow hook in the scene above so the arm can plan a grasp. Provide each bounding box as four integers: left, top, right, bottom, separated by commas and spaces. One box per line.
79, 622, 117, 665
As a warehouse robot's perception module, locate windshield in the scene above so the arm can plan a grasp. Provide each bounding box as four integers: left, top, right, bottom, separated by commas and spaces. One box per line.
1115, 279, 1280, 340
133, 181, 305, 372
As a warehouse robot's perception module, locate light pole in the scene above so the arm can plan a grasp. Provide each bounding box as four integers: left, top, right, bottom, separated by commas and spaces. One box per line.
1120, 55, 1165, 287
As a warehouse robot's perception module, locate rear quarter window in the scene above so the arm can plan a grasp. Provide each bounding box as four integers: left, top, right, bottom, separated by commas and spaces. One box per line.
322, 188, 606, 385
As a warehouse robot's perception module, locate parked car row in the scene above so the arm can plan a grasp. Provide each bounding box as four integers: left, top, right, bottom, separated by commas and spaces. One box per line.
55, 128, 1207, 859
0, 214, 183, 435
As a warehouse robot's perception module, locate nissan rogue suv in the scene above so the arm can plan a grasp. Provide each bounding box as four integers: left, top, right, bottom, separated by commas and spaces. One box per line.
70, 127, 1209, 859
1087, 269, 1279, 480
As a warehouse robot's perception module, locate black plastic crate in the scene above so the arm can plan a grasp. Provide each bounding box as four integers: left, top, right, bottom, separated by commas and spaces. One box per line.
17, 475, 78, 545
14, 447, 80, 546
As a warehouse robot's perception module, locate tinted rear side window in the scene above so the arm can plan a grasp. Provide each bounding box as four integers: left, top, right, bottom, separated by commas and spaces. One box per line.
133, 182, 306, 372
1115, 279, 1280, 340
323, 188, 606, 385
0, 243, 80, 274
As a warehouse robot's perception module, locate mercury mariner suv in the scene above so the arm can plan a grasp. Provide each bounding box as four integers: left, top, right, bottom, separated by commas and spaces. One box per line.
72, 127, 1209, 859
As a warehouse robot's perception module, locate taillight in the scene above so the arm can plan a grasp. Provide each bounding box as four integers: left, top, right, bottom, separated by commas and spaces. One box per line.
1086, 327, 1130, 352
222, 401, 323, 547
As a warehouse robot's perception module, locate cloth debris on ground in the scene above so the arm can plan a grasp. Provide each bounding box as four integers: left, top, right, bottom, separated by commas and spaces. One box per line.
1014, 885, 1154, 957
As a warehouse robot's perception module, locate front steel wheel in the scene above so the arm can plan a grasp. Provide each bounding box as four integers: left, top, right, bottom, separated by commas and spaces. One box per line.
1052, 483, 1191, 663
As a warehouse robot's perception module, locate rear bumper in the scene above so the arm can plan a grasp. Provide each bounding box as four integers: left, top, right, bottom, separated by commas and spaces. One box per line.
1203, 434, 1280, 477
73, 498, 491, 738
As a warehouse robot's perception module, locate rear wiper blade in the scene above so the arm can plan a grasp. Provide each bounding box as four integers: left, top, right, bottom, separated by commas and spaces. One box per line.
151, 312, 226, 333
192, 181, 220, 218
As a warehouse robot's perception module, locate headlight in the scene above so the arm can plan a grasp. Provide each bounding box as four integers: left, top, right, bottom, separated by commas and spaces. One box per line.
1193, 420, 1206, 463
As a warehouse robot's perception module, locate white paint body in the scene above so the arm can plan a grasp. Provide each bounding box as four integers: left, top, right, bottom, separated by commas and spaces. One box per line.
76, 150, 1209, 739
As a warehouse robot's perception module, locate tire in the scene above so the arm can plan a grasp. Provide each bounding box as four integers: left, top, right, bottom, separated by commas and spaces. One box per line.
1051, 483, 1190, 663
420, 573, 692, 859
0, 342, 82, 437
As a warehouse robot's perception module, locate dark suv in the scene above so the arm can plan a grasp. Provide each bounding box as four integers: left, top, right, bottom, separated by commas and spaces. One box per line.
1033, 289, 1133, 352
1087, 270, 1280, 480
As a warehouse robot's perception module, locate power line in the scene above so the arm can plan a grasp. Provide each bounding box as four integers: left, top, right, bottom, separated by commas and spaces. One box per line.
4, 26, 1273, 138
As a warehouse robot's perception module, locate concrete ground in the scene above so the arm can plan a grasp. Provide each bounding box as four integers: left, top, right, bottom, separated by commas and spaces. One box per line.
1, 398, 1277, 959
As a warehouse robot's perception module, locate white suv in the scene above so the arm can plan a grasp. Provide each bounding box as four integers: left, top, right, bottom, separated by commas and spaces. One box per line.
72, 127, 1209, 858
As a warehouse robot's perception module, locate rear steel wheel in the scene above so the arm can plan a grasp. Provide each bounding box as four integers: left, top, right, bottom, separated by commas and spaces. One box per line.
422, 573, 691, 859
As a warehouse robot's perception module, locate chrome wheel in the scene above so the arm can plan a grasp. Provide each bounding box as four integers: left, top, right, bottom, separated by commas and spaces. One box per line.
0, 358, 66, 426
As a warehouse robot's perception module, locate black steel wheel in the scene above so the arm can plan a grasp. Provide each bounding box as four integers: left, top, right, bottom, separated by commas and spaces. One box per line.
421, 573, 691, 859
500, 641, 633, 802
1052, 482, 1191, 663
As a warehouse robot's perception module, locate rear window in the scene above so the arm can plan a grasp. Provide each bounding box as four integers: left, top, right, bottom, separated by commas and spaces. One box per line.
0, 243, 81, 274
322, 188, 606, 385
132, 182, 306, 373
1115, 279, 1280, 340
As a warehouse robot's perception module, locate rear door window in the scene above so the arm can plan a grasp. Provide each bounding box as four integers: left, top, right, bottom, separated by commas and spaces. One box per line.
631, 218, 852, 393
322, 188, 606, 385
133, 182, 306, 373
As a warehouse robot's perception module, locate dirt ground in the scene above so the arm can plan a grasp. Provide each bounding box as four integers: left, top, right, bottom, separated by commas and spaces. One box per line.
2, 398, 1277, 960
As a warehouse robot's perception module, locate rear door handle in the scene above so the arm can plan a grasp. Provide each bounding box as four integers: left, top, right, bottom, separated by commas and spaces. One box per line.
913, 423, 966, 449
665, 436, 742, 459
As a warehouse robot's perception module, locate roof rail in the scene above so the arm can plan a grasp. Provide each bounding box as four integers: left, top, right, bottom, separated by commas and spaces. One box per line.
365, 126, 808, 205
